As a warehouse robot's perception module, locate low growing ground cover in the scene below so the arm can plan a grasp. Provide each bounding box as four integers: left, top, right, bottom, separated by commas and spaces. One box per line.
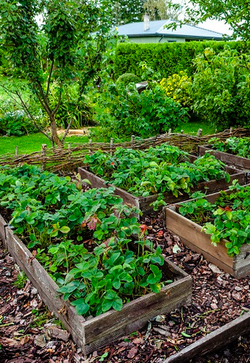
177, 183, 250, 256
208, 137, 250, 159
0, 164, 171, 317
84, 143, 230, 206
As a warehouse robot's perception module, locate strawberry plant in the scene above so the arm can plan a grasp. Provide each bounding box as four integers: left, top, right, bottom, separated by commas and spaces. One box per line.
84, 144, 230, 199
208, 137, 250, 159
177, 183, 250, 256
0, 164, 170, 317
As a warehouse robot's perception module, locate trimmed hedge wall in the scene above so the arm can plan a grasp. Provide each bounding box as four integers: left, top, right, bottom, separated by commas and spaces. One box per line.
114, 41, 248, 79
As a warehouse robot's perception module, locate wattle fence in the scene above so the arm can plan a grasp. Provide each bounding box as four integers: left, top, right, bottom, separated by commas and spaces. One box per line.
0, 127, 249, 173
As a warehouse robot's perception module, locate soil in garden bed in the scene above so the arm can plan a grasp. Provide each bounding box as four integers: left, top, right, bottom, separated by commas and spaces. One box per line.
1, 212, 250, 362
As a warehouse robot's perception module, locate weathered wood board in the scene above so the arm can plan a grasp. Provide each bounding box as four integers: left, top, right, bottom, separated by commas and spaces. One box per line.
165, 188, 250, 278
198, 145, 250, 170
79, 166, 246, 213
1, 215, 192, 355
0, 214, 7, 246
164, 311, 250, 363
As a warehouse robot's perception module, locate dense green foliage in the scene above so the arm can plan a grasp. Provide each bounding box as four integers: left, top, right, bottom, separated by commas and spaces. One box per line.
116, 73, 140, 86
0, 110, 38, 136
208, 137, 250, 159
0, 164, 168, 316
177, 0, 250, 42
114, 41, 247, 79
0, 0, 113, 146
191, 47, 250, 129
160, 71, 192, 107
94, 82, 188, 138
178, 183, 250, 256
84, 144, 230, 203
112, 0, 146, 25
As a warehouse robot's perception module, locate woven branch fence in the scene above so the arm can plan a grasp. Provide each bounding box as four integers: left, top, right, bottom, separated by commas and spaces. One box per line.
1, 128, 249, 173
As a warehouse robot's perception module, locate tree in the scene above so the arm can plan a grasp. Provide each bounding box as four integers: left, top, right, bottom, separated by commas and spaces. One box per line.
0, 0, 113, 147
143, 0, 182, 21
174, 0, 250, 41
112, 0, 147, 25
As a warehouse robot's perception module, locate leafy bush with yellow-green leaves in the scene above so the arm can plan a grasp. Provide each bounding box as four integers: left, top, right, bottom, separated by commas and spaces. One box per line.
160, 71, 192, 107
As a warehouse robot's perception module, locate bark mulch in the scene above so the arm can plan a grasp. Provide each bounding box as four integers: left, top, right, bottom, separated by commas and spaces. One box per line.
1, 213, 250, 363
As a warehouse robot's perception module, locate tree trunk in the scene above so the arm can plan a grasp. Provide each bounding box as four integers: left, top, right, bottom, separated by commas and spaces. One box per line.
50, 116, 63, 148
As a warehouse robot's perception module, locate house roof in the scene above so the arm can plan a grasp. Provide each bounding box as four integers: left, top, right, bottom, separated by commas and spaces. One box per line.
116, 19, 224, 40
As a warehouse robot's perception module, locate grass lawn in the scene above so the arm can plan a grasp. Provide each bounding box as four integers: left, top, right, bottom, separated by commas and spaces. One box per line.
0, 120, 215, 156
0, 133, 90, 156
174, 120, 215, 135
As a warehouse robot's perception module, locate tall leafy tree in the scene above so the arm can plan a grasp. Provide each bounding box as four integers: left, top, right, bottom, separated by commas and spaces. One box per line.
143, 0, 182, 20
174, 0, 250, 41
0, 0, 113, 147
113, 0, 147, 25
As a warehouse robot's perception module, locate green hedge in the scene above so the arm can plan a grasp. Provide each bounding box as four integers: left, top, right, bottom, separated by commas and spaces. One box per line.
114, 41, 249, 79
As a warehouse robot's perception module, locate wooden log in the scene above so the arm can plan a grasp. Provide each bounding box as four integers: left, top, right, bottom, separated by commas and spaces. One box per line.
197, 128, 202, 137
110, 138, 114, 155
131, 135, 135, 149
164, 311, 250, 363
198, 145, 250, 171
1, 214, 192, 355
41, 144, 47, 171
165, 186, 250, 278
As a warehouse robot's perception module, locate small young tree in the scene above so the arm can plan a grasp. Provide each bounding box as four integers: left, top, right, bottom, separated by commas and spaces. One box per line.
0, 0, 112, 147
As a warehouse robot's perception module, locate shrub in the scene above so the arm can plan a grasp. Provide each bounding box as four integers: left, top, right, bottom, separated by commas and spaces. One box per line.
160, 71, 192, 107
0, 110, 38, 136
49, 84, 94, 129
116, 73, 140, 86
95, 82, 189, 138
114, 41, 248, 79
191, 47, 250, 129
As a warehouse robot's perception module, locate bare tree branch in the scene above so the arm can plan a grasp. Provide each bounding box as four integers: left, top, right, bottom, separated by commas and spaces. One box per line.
15, 91, 52, 141
52, 89, 62, 117
46, 58, 54, 98
61, 117, 73, 143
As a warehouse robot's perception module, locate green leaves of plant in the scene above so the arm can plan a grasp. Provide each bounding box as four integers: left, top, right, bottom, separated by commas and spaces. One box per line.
102, 290, 123, 312
147, 265, 162, 285
71, 298, 90, 315
0, 164, 170, 318
179, 183, 250, 256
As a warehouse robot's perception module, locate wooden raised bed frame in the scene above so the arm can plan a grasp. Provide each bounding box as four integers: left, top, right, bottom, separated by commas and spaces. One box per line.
0, 214, 192, 355
79, 165, 246, 213
198, 145, 250, 170
165, 189, 250, 278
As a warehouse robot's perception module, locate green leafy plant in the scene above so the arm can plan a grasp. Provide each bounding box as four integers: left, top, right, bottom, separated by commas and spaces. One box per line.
13, 271, 28, 289
160, 71, 192, 107
0, 110, 38, 136
177, 183, 250, 256
84, 144, 230, 200
0, 164, 169, 317
94, 82, 189, 138
116, 73, 140, 86
208, 137, 250, 159
191, 47, 250, 129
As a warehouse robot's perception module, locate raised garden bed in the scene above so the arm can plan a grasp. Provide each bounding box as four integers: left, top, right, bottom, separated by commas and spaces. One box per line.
79, 165, 246, 213
165, 187, 250, 278
198, 145, 250, 170
164, 311, 250, 362
0, 213, 192, 355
